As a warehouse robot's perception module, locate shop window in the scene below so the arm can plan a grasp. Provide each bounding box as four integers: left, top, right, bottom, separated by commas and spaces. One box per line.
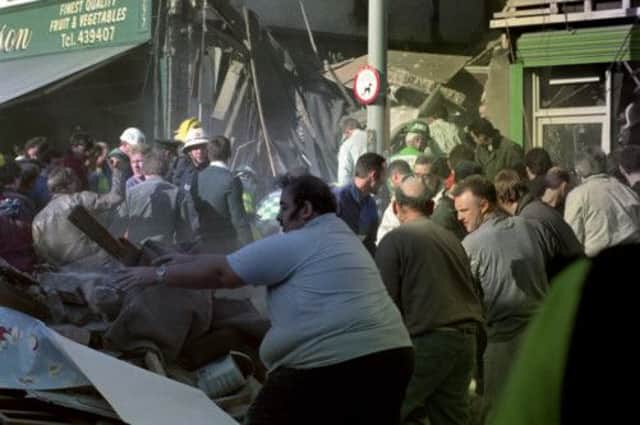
532, 65, 610, 170
539, 75, 606, 109
539, 121, 604, 170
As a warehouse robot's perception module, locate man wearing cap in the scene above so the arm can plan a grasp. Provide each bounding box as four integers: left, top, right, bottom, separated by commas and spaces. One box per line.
376, 176, 483, 425
174, 127, 208, 193
391, 120, 430, 168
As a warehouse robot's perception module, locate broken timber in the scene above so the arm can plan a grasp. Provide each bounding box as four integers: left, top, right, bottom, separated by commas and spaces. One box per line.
67, 206, 142, 267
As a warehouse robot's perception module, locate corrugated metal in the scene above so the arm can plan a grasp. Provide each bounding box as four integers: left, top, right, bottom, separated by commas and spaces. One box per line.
517, 24, 640, 67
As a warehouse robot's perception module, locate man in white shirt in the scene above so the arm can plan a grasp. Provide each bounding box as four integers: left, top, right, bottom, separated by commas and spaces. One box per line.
336, 118, 368, 187
564, 147, 640, 257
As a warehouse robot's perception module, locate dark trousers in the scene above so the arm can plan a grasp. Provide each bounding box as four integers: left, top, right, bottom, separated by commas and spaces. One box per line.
402, 329, 477, 425
244, 347, 414, 425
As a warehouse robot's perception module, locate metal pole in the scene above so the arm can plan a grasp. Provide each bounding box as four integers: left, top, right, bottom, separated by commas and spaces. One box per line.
367, 0, 388, 154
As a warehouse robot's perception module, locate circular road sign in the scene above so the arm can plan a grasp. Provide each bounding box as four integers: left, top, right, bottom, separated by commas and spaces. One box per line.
353, 65, 381, 105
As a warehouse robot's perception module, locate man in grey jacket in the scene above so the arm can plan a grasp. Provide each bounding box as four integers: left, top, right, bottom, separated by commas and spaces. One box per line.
452, 175, 548, 417
494, 169, 583, 280
113, 149, 199, 249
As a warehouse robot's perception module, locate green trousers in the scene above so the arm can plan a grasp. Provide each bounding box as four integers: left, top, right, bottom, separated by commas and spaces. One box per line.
402, 329, 477, 425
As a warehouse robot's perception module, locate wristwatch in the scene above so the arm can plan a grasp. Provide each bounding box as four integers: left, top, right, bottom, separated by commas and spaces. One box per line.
155, 264, 168, 284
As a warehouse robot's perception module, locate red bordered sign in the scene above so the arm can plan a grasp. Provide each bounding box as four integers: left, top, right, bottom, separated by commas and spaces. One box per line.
353, 65, 381, 105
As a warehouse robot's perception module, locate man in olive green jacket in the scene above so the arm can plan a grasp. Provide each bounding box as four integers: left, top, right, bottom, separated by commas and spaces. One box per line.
468, 118, 524, 181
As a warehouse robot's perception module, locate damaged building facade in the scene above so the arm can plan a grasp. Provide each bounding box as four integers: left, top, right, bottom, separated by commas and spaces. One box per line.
490, 0, 640, 169
1, 2, 501, 422
0, 0, 500, 183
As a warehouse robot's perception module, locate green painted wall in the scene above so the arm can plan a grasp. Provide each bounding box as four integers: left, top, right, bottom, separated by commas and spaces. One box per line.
509, 62, 524, 146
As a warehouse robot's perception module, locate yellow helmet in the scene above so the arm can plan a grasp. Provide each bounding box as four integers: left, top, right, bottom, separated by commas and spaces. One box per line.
174, 117, 202, 142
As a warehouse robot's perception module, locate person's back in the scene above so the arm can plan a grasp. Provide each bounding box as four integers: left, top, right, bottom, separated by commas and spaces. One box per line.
119, 177, 197, 246
518, 194, 583, 278
378, 217, 482, 336
489, 244, 638, 425
564, 174, 640, 256
337, 127, 368, 187
33, 166, 124, 268
195, 136, 252, 253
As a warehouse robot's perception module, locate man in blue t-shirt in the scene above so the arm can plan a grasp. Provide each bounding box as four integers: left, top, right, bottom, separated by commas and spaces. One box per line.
116, 174, 413, 425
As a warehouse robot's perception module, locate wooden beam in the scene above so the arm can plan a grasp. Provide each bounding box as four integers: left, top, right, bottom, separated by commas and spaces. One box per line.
491, 7, 640, 28
0, 278, 50, 320
212, 60, 245, 121
243, 6, 277, 177
67, 206, 141, 266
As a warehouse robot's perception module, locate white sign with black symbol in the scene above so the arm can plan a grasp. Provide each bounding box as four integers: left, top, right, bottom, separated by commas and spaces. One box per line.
353, 65, 381, 105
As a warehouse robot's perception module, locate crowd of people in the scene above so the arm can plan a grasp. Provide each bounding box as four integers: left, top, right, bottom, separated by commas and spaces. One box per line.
3, 112, 640, 424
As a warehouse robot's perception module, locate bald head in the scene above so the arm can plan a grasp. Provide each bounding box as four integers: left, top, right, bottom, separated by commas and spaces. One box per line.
393, 176, 435, 222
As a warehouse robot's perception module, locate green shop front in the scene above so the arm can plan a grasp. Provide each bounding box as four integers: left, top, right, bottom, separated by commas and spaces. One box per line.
507, 24, 640, 169
0, 0, 152, 153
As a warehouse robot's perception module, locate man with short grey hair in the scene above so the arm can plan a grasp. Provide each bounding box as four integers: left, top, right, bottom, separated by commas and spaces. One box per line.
113, 149, 199, 249
564, 147, 640, 257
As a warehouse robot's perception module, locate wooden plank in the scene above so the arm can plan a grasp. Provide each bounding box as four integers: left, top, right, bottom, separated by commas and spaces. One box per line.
495, 7, 552, 18
0, 258, 39, 288
67, 206, 140, 267
507, 0, 580, 7
0, 279, 49, 320
223, 76, 250, 139
585, 0, 594, 12
0, 409, 68, 424
243, 6, 277, 177
491, 7, 640, 27
212, 60, 245, 121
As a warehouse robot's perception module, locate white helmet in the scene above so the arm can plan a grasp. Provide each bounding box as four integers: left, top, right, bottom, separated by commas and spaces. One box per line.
182, 127, 210, 153
120, 127, 146, 146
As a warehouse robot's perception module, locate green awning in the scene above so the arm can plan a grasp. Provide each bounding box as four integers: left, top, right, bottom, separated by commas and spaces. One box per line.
517, 24, 640, 68
0, 43, 143, 107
